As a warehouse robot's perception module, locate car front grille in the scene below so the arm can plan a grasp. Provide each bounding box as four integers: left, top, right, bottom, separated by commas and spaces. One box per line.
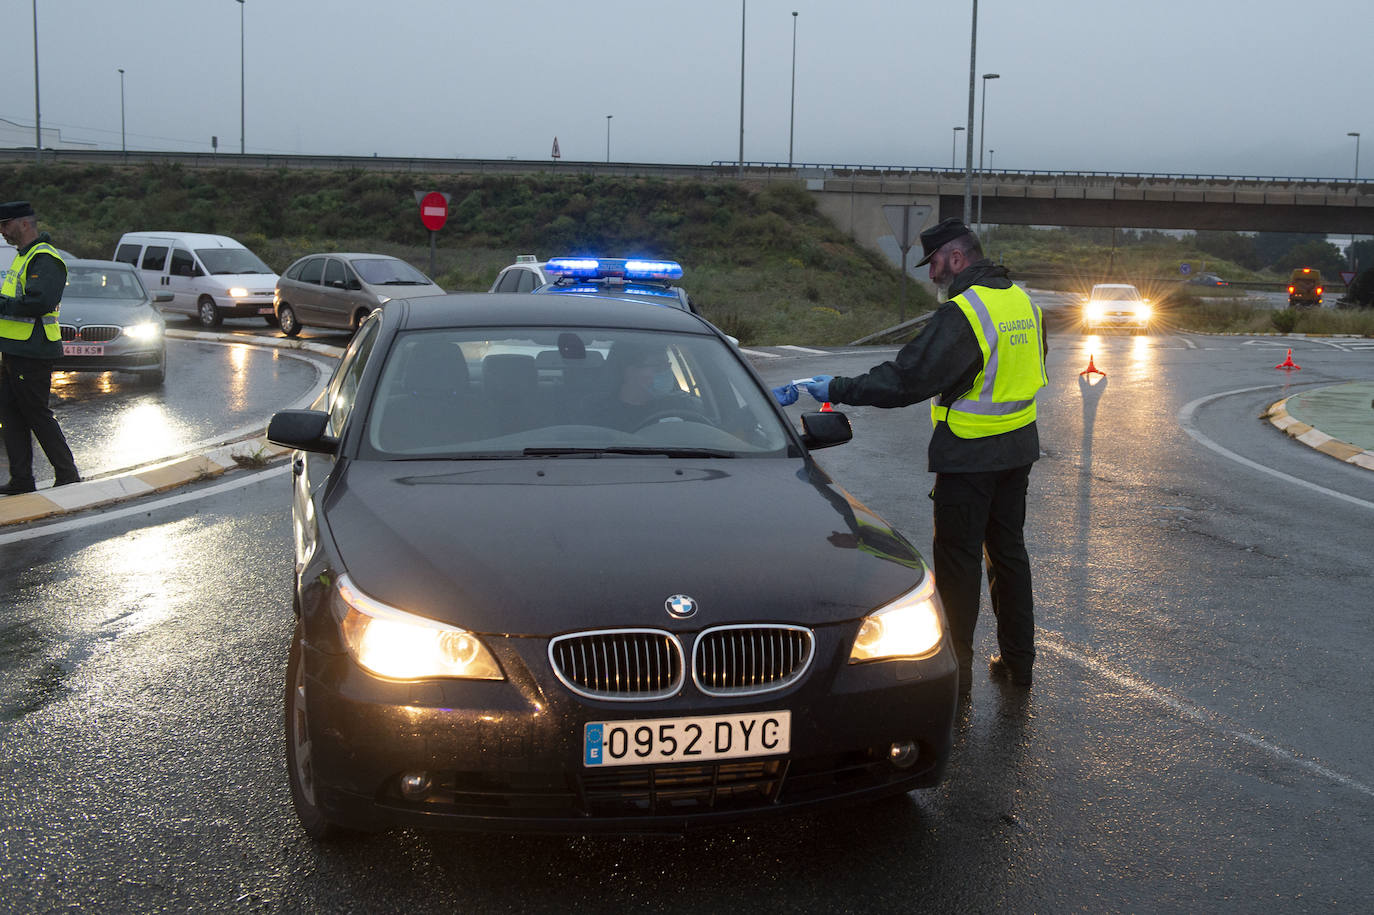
549, 629, 683, 701
580, 759, 785, 815
693, 625, 814, 696
59, 324, 122, 342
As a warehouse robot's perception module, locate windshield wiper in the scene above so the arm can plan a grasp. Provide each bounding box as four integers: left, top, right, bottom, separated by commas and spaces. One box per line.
523, 447, 733, 458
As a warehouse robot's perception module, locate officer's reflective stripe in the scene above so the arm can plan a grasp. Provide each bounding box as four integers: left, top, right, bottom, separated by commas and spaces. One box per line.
933, 397, 1034, 420
0, 242, 65, 342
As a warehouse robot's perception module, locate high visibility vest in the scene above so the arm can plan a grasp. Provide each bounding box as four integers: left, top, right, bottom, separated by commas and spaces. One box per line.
930, 285, 1047, 438
0, 242, 64, 342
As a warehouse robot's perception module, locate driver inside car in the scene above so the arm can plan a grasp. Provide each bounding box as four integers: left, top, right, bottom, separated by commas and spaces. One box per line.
584, 340, 699, 432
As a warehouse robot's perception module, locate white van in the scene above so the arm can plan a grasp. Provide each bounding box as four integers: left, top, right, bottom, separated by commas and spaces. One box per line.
112, 232, 279, 327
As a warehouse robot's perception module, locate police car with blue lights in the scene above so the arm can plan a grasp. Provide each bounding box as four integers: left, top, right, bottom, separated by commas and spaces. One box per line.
535, 256, 699, 314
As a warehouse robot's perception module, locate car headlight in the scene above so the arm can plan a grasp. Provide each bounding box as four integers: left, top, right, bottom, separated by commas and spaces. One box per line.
123, 321, 162, 341
1134, 303, 1152, 320
849, 571, 945, 663
335, 574, 503, 680
227, 287, 249, 298
1085, 301, 1106, 321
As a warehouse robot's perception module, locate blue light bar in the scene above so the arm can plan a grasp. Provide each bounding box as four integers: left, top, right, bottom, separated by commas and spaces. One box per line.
545, 257, 683, 282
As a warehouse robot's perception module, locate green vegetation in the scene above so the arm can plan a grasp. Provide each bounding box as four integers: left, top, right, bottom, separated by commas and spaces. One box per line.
3, 162, 933, 346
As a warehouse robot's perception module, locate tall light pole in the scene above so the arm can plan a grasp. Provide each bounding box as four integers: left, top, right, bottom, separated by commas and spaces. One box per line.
788, 11, 798, 168
962, 0, 978, 224
738, 0, 746, 177
951, 126, 964, 170
977, 72, 999, 234
118, 68, 126, 156
606, 115, 612, 163
32, 0, 41, 164
237, 0, 245, 154
1350, 132, 1362, 270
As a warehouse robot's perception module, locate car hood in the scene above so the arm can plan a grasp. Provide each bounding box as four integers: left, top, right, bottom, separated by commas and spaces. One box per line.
58, 299, 159, 324
368, 283, 446, 300
323, 458, 928, 636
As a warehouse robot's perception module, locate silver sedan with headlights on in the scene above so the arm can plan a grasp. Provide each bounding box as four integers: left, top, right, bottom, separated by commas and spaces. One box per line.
55, 259, 169, 386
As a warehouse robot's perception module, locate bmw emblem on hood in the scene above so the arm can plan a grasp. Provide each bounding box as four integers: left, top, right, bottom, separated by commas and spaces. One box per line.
665, 594, 698, 619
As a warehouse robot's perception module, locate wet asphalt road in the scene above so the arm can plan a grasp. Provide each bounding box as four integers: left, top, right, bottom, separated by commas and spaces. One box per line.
1, 316, 1372, 912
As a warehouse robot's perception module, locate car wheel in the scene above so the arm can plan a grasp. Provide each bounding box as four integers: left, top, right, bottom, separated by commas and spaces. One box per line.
264, 315, 280, 328
197, 297, 222, 328
278, 305, 302, 337
285, 621, 348, 841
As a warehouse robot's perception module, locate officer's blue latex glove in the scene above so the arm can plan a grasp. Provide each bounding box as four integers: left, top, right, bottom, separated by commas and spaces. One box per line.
771, 383, 799, 406
801, 375, 834, 403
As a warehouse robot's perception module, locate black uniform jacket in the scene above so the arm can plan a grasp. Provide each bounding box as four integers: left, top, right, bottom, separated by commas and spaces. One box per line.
827, 260, 1047, 474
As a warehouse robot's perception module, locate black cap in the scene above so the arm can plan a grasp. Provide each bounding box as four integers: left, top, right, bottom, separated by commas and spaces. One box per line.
0, 201, 35, 221
914, 217, 973, 267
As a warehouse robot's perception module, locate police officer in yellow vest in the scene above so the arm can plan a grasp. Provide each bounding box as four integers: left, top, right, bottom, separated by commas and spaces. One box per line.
779, 218, 1046, 691
0, 200, 80, 494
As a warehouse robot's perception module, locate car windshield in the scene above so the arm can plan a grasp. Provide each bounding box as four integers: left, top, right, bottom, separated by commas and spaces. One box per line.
1091, 286, 1140, 301
363, 326, 791, 459
196, 247, 273, 275
63, 265, 148, 302
352, 258, 432, 286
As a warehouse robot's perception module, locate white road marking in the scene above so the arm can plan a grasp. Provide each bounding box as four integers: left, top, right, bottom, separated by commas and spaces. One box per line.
1178, 385, 1374, 512
778, 344, 828, 354
0, 467, 285, 545
1041, 631, 1374, 799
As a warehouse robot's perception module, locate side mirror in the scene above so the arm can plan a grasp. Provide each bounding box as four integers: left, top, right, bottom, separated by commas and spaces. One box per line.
799, 410, 852, 450
267, 409, 338, 455
348, 279, 363, 291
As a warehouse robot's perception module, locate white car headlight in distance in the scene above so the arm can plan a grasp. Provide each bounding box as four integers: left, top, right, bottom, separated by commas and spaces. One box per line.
849, 571, 945, 663
336, 574, 503, 681
227, 287, 249, 298
123, 322, 162, 341
1135, 303, 1152, 320
1085, 301, 1106, 321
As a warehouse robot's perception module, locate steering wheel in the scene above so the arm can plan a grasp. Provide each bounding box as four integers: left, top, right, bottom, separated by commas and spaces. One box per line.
632, 407, 714, 430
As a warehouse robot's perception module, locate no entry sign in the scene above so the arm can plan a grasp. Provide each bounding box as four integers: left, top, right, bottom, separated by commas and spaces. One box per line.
419, 191, 448, 231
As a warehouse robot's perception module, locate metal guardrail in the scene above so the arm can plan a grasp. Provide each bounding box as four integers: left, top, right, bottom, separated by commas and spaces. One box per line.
2, 148, 1365, 188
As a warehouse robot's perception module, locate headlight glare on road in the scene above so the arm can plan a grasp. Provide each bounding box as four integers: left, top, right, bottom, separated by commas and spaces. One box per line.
123, 322, 162, 341
849, 571, 944, 663
336, 574, 503, 681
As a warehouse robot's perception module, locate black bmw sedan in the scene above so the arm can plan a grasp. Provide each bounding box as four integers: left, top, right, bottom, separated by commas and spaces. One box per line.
267, 293, 958, 838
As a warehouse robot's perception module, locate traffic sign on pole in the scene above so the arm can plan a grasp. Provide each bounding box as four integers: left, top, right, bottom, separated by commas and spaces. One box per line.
418, 191, 449, 232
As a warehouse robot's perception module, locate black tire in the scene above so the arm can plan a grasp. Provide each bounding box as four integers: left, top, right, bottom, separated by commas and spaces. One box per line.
197, 297, 222, 328
264, 315, 280, 327
285, 622, 349, 841
278, 305, 302, 337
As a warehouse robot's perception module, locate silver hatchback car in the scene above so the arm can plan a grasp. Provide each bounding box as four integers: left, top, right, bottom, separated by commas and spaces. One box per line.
274, 253, 445, 336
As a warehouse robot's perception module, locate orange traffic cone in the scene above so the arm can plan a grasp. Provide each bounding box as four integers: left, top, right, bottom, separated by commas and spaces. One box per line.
1275, 349, 1301, 371
1079, 353, 1105, 377
820, 402, 833, 412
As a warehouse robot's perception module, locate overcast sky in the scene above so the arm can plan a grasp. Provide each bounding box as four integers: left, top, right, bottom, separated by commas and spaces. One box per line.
8, 0, 1368, 179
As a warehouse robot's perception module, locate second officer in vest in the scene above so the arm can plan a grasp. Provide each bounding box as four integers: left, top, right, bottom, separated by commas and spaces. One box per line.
0, 200, 80, 494
785, 218, 1047, 691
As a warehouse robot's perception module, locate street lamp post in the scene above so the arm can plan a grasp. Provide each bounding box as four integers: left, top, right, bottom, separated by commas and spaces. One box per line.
1349, 131, 1361, 180
738, 0, 746, 177
606, 115, 612, 163
32, 0, 41, 164
962, 0, 978, 224
977, 72, 999, 234
951, 126, 964, 170
788, 11, 798, 169
118, 68, 126, 156
237, 0, 245, 155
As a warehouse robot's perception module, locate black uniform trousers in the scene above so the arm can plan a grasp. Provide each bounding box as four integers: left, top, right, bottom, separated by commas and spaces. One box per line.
931, 463, 1035, 681
0, 353, 79, 486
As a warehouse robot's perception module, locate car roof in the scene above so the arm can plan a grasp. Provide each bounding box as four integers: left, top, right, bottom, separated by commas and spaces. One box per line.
395, 292, 712, 334
67, 258, 135, 270
120, 232, 244, 248
294, 252, 407, 261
